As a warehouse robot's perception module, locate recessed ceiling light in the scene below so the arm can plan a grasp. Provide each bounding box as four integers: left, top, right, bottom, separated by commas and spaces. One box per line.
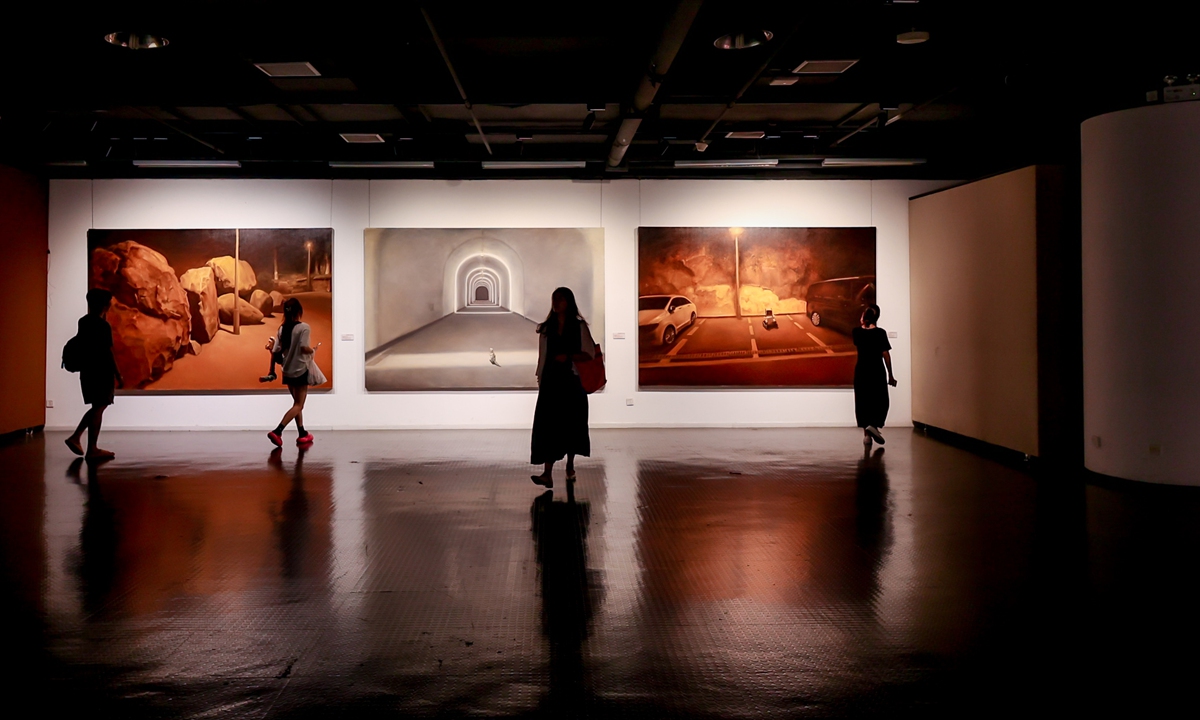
714, 30, 773, 50
675, 159, 780, 168
821, 158, 925, 167
46, 161, 88, 167
793, 59, 859, 74
769, 76, 799, 86
340, 133, 385, 144
896, 30, 930, 45
132, 160, 242, 168
328, 161, 435, 168
481, 161, 587, 170
725, 131, 766, 139
104, 32, 168, 50
254, 62, 320, 78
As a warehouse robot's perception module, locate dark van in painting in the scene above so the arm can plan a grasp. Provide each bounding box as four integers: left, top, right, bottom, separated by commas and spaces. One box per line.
805, 276, 876, 331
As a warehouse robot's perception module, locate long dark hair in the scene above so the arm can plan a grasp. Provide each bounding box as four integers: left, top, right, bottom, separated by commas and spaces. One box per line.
280, 298, 304, 352
537, 287, 586, 335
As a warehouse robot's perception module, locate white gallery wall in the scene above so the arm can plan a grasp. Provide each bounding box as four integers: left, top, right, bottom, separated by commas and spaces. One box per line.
1082, 101, 1200, 485
45, 178, 943, 430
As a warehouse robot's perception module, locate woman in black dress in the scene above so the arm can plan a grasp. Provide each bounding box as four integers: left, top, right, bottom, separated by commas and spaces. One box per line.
531, 287, 596, 488
852, 304, 897, 446
66, 289, 122, 460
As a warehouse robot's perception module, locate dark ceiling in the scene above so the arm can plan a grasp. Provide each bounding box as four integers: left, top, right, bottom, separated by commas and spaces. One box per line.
0, 1, 1192, 180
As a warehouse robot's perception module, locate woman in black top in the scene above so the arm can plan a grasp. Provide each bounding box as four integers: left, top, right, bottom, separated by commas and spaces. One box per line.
530, 287, 596, 488
66, 289, 123, 460
852, 304, 897, 446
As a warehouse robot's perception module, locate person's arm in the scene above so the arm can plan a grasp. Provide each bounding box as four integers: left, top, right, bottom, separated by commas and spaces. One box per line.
536, 333, 547, 383
572, 322, 597, 362
883, 351, 897, 386
298, 325, 315, 355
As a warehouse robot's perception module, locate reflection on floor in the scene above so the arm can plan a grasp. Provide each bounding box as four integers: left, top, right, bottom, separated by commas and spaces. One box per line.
366, 311, 539, 390
2, 428, 1198, 717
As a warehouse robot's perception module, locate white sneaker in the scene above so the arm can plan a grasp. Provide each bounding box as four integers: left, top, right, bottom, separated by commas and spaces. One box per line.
866, 426, 885, 444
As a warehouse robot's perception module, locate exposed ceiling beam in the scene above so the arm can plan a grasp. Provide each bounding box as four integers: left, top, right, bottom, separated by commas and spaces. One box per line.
421, 6, 492, 155
607, 0, 704, 168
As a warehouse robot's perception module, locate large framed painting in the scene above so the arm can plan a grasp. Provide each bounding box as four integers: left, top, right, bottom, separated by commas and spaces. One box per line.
87, 228, 333, 392
637, 226, 875, 388
364, 228, 604, 391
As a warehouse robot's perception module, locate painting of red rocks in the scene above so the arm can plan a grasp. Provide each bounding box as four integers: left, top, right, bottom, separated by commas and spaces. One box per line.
86, 229, 333, 392
637, 227, 875, 388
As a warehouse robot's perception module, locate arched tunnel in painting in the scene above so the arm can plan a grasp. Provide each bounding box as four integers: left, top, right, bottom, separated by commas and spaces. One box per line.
364, 228, 604, 390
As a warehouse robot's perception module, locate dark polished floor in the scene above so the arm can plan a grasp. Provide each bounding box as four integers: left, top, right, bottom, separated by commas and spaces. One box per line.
2, 428, 1198, 718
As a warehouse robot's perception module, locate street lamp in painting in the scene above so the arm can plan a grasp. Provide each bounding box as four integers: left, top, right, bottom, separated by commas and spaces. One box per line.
305, 240, 314, 291
730, 227, 744, 318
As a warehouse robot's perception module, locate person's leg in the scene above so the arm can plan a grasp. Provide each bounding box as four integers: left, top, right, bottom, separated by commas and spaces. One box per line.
566, 453, 576, 480
293, 386, 312, 443
260, 359, 277, 383
86, 404, 113, 458
67, 408, 93, 454
532, 461, 555, 487
277, 385, 305, 429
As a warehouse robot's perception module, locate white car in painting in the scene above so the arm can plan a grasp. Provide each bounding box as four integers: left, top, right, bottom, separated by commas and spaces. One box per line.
639, 295, 697, 346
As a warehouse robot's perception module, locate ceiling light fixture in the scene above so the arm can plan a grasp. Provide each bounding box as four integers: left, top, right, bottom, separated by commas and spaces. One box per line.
896, 30, 930, 45
132, 160, 242, 168
725, 131, 766, 139
254, 62, 320, 78
820, 158, 925, 167
793, 59, 859, 74
769, 76, 799, 86
675, 159, 780, 168
714, 30, 773, 50
481, 161, 587, 170
694, 141, 710, 152
328, 161, 435, 168
340, 133, 386, 144
104, 32, 168, 49
46, 161, 88, 167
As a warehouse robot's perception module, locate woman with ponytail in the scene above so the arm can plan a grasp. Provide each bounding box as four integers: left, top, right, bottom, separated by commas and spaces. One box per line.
266, 298, 317, 447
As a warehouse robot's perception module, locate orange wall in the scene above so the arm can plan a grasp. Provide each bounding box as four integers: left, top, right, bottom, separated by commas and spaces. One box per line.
0, 166, 48, 435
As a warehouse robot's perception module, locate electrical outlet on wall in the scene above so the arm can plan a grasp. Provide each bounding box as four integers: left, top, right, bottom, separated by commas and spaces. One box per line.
613, 332, 626, 340
341, 334, 355, 341
46, 399, 54, 408
626, 398, 634, 406
888, 331, 898, 338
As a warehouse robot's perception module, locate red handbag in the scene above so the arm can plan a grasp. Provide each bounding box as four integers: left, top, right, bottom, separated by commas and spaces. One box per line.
576, 343, 606, 394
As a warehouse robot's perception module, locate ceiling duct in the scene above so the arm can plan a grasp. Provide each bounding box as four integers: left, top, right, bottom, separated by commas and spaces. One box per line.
607, 0, 704, 168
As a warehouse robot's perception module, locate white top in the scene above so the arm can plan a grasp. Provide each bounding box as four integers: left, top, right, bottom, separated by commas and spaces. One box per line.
275, 322, 312, 378
536, 319, 597, 381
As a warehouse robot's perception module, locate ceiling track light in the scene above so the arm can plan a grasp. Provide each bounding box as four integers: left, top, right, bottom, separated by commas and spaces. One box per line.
481, 161, 587, 170
328, 161, 435, 168
820, 158, 925, 167
675, 159, 780, 168
132, 160, 242, 168
254, 62, 320, 78
104, 32, 168, 49
725, 131, 766, 139
714, 30, 773, 50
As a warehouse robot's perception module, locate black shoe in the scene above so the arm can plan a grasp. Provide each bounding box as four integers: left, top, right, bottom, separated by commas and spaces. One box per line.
259, 373, 277, 383
531, 474, 553, 488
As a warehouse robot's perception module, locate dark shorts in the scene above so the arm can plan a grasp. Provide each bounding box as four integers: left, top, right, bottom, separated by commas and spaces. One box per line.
80, 370, 115, 407
283, 372, 310, 388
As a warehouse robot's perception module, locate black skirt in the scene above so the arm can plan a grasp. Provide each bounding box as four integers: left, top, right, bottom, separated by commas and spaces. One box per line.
80, 369, 115, 407
853, 363, 889, 429
531, 361, 590, 464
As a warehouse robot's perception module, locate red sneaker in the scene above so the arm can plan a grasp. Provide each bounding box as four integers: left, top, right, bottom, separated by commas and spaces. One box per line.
296, 432, 314, 447
267, 430, 283, 447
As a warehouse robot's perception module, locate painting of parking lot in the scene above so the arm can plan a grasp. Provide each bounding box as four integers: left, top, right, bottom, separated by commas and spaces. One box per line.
638, 226, 875, 388
365, 228, 604, 391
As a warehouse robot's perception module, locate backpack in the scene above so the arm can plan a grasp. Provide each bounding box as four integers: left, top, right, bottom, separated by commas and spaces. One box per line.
62, 333, 86, 373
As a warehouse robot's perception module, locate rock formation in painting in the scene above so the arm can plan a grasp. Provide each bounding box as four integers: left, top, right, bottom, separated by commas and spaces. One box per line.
206, 256, 257, 298
217, 293, 265, 325
269, 290, 285, 313
90, 241, 190, 388
249, 289, 274, 317
179, 266, 219, 344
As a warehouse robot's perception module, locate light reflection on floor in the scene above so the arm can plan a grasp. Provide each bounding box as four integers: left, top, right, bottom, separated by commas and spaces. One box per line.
2, 428, 1198, 717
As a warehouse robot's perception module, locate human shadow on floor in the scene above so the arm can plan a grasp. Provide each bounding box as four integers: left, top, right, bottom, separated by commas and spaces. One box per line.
531, 487, 603, 716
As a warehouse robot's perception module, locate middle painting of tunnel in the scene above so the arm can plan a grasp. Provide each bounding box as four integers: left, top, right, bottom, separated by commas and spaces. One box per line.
638, 226, 875, 388
365, 228, 604, 391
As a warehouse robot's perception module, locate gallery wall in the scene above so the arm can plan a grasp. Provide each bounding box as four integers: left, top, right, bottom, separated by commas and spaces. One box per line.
44, 178, 942, 430
909, 168, 1041, 456
1083, 101, 1200, 486
0, 165, 48, 436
